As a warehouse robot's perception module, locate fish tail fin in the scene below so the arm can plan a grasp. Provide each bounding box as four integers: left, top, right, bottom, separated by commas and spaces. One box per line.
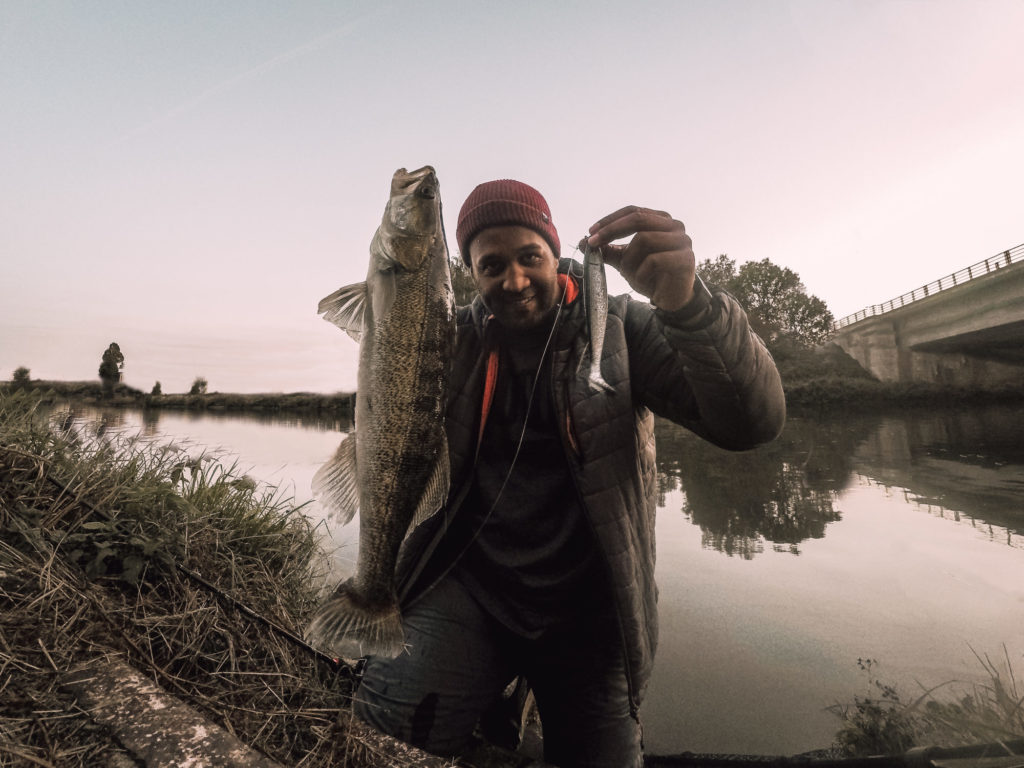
304, 580, 404, 659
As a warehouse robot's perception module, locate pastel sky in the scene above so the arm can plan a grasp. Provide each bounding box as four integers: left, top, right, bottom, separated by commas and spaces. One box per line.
3, 0, 1022, 394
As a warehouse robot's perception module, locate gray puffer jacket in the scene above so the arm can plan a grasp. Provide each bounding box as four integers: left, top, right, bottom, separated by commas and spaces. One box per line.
396, 259, 785, 714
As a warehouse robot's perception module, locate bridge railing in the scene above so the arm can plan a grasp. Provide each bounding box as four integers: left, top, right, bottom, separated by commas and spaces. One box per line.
833, 242, 1024, 330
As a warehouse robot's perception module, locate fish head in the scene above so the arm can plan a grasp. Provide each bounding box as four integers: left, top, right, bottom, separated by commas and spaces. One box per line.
377, 166, 444, 272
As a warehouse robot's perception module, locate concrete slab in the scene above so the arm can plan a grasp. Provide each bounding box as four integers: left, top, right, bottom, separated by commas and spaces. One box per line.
62, 659, 286, 768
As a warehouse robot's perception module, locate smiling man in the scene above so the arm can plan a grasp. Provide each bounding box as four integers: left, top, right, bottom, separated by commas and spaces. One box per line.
352, 179, 786, 768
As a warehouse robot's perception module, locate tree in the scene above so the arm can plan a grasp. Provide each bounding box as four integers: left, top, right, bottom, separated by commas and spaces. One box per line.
696, 255, 834, 347
151, 381, 162, 396
451, 256, 478, 306
11, 366, 31, 391
696, 254, 737, 291
189, 377, 208, 395
98, 343, 124, 397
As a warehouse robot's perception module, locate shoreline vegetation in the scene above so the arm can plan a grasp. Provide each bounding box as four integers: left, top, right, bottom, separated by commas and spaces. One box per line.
2, 379, 358, 415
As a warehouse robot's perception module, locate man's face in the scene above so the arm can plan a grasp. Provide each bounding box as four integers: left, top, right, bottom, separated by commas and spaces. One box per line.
468, 225, 560, 330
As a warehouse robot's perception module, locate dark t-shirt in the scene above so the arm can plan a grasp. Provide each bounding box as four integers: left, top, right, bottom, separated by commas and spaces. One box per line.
453, 324, 608, 638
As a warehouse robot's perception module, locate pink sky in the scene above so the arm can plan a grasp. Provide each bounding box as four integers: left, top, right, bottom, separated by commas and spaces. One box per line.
3, 1, 1022, 393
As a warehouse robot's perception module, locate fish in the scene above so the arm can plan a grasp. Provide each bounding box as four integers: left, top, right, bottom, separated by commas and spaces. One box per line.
305, 166, 454, 659
582, 243, 613, 392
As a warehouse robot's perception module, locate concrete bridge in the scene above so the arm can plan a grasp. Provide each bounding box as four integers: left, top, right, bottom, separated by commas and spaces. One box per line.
831, 243, 1024, 385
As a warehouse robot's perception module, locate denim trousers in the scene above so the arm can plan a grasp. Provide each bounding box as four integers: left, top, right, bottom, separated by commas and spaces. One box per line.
353, 575, 643, 768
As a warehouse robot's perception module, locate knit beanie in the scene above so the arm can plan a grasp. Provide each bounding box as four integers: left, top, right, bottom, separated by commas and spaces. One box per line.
456, 179, 560, 265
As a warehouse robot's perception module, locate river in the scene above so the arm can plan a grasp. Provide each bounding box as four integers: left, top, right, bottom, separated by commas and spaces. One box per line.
50, 401, 1024, 756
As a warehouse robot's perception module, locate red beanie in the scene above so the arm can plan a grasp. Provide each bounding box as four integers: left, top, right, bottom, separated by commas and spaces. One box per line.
456, 179, 560, 265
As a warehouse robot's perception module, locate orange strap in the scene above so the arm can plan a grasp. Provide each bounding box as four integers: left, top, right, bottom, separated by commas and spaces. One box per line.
478, 346, 500, 448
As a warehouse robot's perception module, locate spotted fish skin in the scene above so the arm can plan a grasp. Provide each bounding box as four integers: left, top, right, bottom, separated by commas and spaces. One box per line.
583, 243, 613, 393
306, 166, 454, 659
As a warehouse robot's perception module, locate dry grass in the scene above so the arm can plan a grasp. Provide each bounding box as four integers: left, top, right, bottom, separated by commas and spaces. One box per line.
0, 389, 429, 768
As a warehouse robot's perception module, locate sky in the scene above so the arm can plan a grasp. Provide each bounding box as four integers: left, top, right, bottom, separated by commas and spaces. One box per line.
3, 0, 1022, 394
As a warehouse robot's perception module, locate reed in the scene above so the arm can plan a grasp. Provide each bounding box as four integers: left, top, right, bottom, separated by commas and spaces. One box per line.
829, 654, 1024, 755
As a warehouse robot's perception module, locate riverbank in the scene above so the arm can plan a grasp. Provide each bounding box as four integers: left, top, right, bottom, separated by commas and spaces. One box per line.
0, 389, 377, 767
5, 379, 356, 416
7, 369, 1024, 415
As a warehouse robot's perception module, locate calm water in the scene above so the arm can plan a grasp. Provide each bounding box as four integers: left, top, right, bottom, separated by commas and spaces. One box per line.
52, 402, 1024, 755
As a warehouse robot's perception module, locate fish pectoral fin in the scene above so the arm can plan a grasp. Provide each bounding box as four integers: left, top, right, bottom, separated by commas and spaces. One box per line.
411, 434, 451, 528
312, 436, 360, 525
318, 282, 367, 342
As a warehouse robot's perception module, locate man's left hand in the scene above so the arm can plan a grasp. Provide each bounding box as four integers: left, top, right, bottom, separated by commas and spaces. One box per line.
583, 206, 695, 311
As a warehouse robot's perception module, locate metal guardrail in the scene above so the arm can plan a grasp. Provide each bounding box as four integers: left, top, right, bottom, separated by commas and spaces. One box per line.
833, 242, 1024, 330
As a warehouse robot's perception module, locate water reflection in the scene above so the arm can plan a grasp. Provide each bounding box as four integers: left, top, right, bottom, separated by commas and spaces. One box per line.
42, 400, 1024, 556
851, 405, 1024, 542
46, 401, 353, 437
656, 404, 1024, 558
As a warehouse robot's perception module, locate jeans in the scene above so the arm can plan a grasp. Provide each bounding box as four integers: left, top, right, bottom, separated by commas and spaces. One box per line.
353, 575, 643, 768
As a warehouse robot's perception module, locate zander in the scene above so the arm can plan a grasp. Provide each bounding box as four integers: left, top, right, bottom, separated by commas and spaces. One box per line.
306, 166, 454, 659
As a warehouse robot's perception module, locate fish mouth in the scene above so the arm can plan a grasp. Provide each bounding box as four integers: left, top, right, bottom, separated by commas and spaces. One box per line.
392, 166, 438, 197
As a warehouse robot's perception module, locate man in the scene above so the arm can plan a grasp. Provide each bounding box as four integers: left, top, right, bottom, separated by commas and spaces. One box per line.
353, 179, 786, 768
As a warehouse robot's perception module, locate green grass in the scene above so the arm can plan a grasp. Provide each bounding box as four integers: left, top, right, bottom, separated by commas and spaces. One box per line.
0, 389, 398, 767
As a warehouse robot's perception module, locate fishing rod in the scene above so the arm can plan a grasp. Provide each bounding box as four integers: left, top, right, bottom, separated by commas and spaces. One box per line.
41, 471, 351, 675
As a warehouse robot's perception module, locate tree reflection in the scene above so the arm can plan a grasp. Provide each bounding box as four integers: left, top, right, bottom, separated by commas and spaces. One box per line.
655, 414, 878, 558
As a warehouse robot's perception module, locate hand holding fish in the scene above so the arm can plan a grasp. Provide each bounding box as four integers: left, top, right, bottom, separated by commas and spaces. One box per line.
583, 206, 695, 311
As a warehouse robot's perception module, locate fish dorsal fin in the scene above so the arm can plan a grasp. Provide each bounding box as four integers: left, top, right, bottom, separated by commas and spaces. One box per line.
318, 282, 367, 342
410, 433, 450, 529
311, 435, 360, 525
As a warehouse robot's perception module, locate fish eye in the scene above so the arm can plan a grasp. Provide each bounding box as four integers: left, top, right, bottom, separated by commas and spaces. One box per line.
419, 185, 436, 199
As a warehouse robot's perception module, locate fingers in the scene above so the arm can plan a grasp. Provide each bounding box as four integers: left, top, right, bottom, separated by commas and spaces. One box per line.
608, 230, 687, 276
587, 205, 679, 247
582, 205, 696, 311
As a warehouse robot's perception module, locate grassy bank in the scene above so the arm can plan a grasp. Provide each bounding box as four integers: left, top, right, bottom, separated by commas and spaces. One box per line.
0, 389, 386, 767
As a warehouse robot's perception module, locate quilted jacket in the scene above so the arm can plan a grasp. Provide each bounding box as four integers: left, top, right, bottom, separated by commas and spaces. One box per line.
395, 258, 786, 714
